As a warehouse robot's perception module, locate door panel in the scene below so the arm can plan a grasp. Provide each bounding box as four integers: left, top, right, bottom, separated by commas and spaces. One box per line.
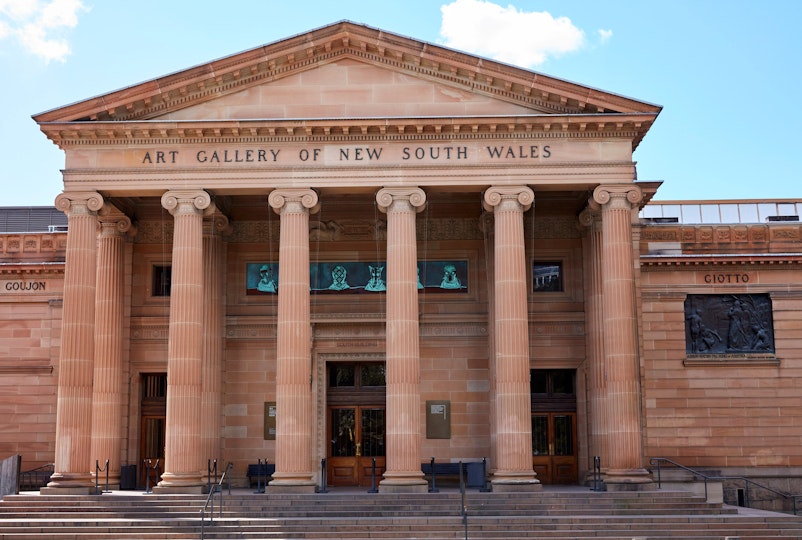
531, 412, 577, 484
327, 406, 385, 487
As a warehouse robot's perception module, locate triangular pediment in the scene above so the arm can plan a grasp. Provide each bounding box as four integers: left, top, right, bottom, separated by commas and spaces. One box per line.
157, 57, 540, 121
36, 21, 660, 123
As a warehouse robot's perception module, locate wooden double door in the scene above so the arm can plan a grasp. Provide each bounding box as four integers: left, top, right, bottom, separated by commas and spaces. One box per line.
326, 362, 386, 487
327, 406, 386, 486
531, 412, 577, 484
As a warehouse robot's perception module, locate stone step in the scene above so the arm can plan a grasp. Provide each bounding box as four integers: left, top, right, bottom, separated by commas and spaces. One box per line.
2, 489, 800, 540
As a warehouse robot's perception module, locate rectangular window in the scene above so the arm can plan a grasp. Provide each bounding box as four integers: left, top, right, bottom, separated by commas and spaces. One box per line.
152, 265, 172, 297
533, 261, 562, 292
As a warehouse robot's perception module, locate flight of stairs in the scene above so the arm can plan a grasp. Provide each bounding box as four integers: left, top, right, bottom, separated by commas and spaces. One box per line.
1, 488, 801, 539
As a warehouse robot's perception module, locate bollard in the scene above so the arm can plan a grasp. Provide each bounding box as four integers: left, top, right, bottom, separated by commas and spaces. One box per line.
367, 457, 378, 493
319, 458, 329, 493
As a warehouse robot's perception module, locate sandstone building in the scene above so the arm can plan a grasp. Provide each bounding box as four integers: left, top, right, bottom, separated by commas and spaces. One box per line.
1, 22, 800, 501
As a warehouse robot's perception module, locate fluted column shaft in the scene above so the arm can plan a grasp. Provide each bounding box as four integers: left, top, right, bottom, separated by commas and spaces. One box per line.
376, 187, 427, 491
592, 184, 650, 485
201, 209, 229, 465
46, 192, 104, 492
90, 208, 132, 488
268, 189, 319, 489
157, 190, 210, 490
483, 186, 539, 489
580, 207, 608, 474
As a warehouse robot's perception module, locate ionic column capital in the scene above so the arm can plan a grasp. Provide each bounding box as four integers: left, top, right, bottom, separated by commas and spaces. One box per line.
203, 202, 233, 236
55, 191, 104, 216
375, 187, 426, 214
97, 205, 134, 237
592, 184, 643, 209
161, 190, 212, 216
482, 186, 534, 213
578, 205, 602, 229
268, 189, 320, 215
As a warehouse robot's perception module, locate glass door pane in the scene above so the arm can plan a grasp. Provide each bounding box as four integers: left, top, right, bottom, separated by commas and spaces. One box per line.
532, 415, 549, 455
360, 408, 385, 457
553, 415, 574, 456
330, 408, 356, 457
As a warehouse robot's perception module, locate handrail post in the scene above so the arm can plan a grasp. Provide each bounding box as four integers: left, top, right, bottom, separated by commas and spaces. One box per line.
429, 457, 438, 493
368, 457, 378, 493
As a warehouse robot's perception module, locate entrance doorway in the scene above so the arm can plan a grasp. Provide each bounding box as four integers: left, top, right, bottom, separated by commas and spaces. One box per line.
140, 373, 166, 488
326, 362, 386, 487
530, 369, 578, 484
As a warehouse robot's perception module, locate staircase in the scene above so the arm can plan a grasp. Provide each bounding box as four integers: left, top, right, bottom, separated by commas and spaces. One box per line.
1, 488, 801, 539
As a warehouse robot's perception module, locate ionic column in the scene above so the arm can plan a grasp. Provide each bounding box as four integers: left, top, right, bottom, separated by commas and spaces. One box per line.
268, 189, 319, 491
483, 186, 540, 491
90, 206, 133, 489
156, 190, 210, 492
44, 191, 104, 493
579, 206, 608, 477
201, 208, 230, 466
592, 184, 651, 488
376, 187, 427, 492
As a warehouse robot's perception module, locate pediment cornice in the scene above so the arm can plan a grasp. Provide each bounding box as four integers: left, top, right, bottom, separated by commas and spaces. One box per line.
34, 22, 661, 144
37, 112, 657, 149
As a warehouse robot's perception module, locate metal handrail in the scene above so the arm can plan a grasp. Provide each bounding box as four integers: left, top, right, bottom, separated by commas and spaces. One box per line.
200, 462, 233, 540
649, 457, 800, 515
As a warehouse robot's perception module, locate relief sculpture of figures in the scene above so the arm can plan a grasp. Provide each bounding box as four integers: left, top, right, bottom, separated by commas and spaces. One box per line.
257, 264, 277, 293
364, 265, 386, 291
439, 264, 461, 289
684, 294, 774, 355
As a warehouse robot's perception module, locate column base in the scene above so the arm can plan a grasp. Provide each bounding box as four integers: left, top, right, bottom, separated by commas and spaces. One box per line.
490, 480, 542, 493
154, 471, 205, 493
42, 472, 94, 494
379, 470, 428, 493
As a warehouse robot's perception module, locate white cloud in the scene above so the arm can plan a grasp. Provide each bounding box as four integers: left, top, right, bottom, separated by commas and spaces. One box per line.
598, 29, 613, 44
0, 0, 87, 62
439, 0, 586, 68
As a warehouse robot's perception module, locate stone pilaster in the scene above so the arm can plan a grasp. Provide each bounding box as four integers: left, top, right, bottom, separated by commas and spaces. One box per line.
90, 206, 133, 489
156, 190, 210, 492
267, 189, 319, 492
376, 187, 428, 492
201, 207, 230, 467
592, 184, 651, 488
45, 191, 104, 493
483, 186, 540, 491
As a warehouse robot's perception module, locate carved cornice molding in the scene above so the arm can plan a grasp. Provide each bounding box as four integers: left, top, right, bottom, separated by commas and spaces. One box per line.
41, 119, 654, 149
641, 255, 802, 268
0, 262, 64, 276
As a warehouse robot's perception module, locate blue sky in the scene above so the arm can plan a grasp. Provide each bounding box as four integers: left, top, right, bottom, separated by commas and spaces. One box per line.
1, 0, 800, 206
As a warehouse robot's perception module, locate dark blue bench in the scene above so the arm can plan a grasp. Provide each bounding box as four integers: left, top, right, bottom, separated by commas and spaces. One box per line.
421, 460, 486, 490
247, 462, 275, 487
